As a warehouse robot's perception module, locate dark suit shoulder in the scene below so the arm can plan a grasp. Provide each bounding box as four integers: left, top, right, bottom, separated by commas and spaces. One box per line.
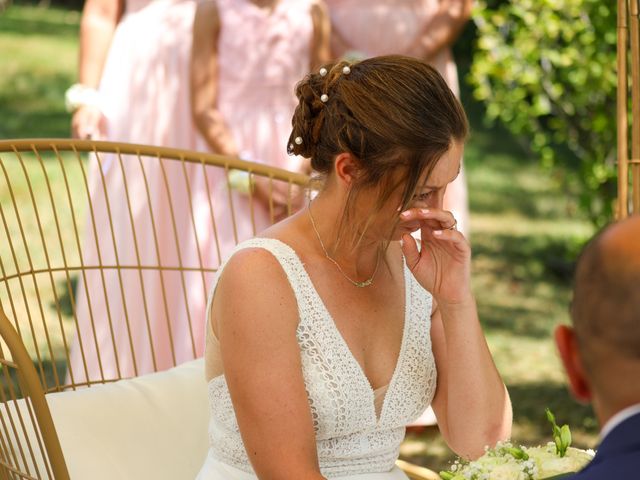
565, 450, 640, 479
566, 413, 640, 479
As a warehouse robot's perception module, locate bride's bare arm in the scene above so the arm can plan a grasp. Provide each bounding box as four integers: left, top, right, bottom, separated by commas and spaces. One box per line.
400, 204, 511, 459
212, 248, 326, 480
429, 302, 512, 460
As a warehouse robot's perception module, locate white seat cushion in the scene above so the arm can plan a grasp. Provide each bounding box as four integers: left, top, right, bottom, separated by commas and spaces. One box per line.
47, 358, 208, 479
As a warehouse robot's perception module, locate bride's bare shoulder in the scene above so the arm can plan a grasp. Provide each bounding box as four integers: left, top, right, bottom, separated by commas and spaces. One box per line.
218, 245, 290, 292
212, 246, 299, 339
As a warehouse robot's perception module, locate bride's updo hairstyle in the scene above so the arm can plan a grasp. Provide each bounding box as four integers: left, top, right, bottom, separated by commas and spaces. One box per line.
288, 55, 468, 239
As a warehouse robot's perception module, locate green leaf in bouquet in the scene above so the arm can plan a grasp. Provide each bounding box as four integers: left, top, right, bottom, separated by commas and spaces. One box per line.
546, 408, 572, 457
546, 408, 556, 426
560, 424, 572, 450
555, 436, 565, 457
505, 446, 529, 460
438, 471, 455, 480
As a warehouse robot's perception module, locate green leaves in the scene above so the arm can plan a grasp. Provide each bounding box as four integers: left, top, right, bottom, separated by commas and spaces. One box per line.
546, 408, 572, 457
546, 408, 556, 425
505, 446, 530, 460
469, 0, 618, 225
561, 425, 572, 449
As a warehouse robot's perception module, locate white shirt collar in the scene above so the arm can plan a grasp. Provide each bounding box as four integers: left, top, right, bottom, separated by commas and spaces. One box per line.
600, 403, 640, 442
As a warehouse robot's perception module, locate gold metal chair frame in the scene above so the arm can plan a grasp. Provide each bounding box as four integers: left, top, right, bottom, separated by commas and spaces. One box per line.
617, 0, 640, 216
0, 139, 437, 480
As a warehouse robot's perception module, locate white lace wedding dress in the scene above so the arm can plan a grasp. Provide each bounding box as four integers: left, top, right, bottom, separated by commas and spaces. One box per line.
196, 238, 437, 479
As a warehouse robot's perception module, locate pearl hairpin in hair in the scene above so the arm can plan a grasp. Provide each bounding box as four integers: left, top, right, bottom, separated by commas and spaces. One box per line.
294, 136, 303, 145
318, 64, 351, 105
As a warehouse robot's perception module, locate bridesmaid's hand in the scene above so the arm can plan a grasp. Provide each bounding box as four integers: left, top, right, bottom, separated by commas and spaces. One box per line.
71, 105, 105, 139
399, 207, 471, 306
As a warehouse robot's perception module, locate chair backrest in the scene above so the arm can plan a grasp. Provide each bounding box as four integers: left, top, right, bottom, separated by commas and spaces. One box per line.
617, 0, 640, 217
0, 139, 309, 479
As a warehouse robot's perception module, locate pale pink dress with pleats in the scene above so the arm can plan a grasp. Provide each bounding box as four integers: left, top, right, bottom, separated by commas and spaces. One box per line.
201, 0, 313, 257
69, 0, 314, 383
326, 0, 469, 239
195, 0, 313, 253
216, 0, 311, 173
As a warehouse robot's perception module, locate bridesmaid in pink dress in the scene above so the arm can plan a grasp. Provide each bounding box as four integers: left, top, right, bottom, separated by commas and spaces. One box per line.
190, 0, 330, 239
325, 0, 472, 238
67, 0, 220, 383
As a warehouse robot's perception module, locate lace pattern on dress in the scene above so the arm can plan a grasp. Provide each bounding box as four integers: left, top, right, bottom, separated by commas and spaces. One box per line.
205, 238, 436, 476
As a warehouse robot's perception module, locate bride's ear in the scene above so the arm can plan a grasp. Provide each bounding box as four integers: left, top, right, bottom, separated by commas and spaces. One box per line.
554, 324, 592, 403
334, 153, 361, 187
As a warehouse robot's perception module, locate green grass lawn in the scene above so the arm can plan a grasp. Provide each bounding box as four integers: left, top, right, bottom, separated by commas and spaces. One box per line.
0, 4, 79, 138
0, 4, 599, 474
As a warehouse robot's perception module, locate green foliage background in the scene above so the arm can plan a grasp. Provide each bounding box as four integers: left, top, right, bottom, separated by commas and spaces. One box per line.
469, 0, 618, 225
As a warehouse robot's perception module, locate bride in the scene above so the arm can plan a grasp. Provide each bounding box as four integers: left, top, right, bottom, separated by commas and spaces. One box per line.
197, 55, 512, 480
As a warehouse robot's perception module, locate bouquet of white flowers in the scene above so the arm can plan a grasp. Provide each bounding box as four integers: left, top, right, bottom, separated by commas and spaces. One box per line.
439, 409, 595, 480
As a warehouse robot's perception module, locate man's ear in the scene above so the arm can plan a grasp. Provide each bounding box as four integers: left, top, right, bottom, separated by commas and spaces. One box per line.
334, 153, 360, 187
554, 324, 592, 403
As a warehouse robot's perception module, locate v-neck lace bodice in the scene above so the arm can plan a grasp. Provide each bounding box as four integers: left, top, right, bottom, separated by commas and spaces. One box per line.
203, 238, 437, 478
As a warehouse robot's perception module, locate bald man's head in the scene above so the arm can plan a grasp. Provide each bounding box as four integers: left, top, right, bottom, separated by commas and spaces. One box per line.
571, 215, 640, 363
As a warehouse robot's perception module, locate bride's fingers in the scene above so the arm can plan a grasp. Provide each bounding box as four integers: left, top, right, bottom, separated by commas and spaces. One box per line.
400, 233, 421, 271
399, 207, 457, 230
428, 227, 470, 254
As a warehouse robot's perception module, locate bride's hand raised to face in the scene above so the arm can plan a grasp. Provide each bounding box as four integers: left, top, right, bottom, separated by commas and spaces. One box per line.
399, 207, 472, 306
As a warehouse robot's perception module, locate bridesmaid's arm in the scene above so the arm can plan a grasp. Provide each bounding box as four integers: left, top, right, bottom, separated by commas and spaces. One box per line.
212, 248, 327, 480
71, 0, 122, 138
329, 26, 353, 61
77, 0, 122, 88
406, 0, 473, 61
309, 0, 332, 69
190, 1, 239, 157
429, 299, 512, 459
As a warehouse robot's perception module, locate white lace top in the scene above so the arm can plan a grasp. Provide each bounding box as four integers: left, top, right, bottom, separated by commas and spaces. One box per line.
205, 238, 437, 477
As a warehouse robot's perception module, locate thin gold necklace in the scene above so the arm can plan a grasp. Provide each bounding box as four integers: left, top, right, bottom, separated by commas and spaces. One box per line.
308, 201, 381, 288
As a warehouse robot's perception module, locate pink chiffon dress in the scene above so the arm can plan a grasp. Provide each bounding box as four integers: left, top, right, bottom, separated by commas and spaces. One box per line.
325, 0, 469, 239
69, 0, 314, 383
196, 0, 314, 258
